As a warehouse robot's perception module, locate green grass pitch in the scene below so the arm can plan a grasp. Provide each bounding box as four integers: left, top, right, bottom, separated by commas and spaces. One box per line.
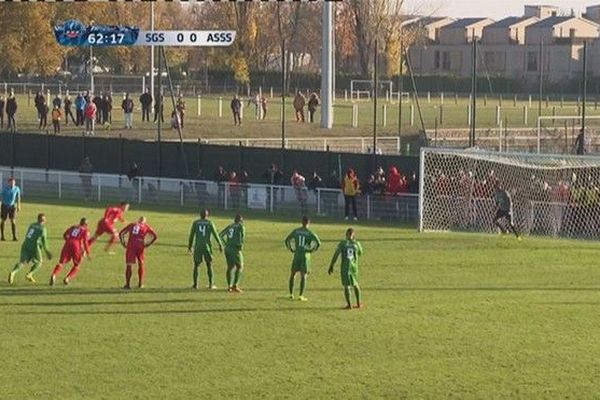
2, 201, 600, 399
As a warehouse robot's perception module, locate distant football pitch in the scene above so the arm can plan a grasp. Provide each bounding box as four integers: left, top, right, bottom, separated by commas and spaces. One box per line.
2, 200, 600, 398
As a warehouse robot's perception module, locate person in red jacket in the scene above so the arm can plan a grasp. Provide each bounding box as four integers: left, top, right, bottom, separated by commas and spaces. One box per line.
386, 166, 403, 195
119, 216, 158, 289
50, 218, 92, 286
89, 202, 130, 253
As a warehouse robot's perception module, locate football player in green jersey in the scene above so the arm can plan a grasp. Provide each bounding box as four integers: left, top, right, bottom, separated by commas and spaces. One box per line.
8, 213, 53, 284
328, 227, 364, 309
219, 214, 245, 293
188, 209, 223, 290
284, 216, 321, 301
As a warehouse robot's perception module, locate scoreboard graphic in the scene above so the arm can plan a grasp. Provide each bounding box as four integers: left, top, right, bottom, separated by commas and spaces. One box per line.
54, 19, 236, 47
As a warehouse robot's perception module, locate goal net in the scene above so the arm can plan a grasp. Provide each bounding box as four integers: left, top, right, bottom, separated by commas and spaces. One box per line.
419, 147, 600, 240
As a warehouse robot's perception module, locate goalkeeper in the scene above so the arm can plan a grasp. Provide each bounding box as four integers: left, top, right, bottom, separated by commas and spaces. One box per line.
493, 183, 520, 239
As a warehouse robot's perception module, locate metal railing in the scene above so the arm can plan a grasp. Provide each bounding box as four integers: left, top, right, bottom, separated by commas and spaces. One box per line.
0, 166, 419, 223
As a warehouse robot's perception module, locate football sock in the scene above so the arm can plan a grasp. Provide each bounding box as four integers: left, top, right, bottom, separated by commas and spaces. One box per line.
66, 265, 80, 280
10, 222, 16, 239
52, 264, 63, 276
207, 263, 214, 286
226, 267, 233, 287
288, 275, 295, 295
0, 221, 5, 238
344, 287, 351, 307
192, 264, 200, 287
12, 262, 22, 273
354, 285, 362, 305
29, 262, 41, 275
299, 275, 307, 296
125, 265, 132, 286
233, 268, 242, 286
138, 264, 145, 286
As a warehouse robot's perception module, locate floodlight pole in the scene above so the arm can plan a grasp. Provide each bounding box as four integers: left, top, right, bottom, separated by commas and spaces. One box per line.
398, 37, 404, 154
320, 0, 334, 129
373, 39, 378, 166
89, 46, 94, 94
582, 40, 588, 136
469, 35, 477, 147
150, 2, 155, 108
157, 46, 162, 176
538, 40, 543, 119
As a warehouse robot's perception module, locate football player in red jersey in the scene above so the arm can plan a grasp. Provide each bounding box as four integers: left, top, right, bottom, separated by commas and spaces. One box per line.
119, 216, 158, 289
89, 202, 130, 253
50, 218, 92, 286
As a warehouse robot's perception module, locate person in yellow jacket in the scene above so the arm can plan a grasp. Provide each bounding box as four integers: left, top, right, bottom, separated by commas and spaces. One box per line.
342, 169, 360, 220
51, 105, 63, 134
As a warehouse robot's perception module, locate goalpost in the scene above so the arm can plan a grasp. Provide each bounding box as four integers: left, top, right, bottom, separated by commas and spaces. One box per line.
536, 115, 600, 154
419, 147, 600, 240
349, 80, 393, 101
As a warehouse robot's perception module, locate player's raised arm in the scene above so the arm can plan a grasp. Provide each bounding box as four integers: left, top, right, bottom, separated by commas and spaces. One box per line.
328, 244, 341, 275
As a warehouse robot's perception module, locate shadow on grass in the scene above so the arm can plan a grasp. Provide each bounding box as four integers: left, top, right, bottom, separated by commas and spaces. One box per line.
10, 306, 340, 316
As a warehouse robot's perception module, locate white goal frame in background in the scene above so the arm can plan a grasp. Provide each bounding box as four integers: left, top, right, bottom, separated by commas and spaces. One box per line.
349, 80, 393, 101
536, 115, 600, 154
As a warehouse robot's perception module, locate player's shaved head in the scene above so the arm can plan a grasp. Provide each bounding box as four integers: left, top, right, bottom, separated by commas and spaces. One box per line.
80, 217, 87, 226
38, 213, 46, 223
346, 228, 355, 240
235, 214, 243, 223
302, 216, 310, 226
200, 209, 209, 219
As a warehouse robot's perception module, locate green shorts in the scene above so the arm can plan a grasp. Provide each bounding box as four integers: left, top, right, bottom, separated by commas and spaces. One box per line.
225, 248, 243, 267
291, 255, 311, 274
20, 248, 42, 264
341, 267, 359, 287
193, 249, 213, 265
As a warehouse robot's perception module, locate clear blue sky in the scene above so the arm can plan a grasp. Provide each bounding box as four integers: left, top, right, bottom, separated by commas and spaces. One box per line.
404, 0, 593, 19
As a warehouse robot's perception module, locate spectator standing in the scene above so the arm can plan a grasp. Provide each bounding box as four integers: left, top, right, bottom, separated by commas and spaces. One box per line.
575, 128, 585, 155
239, 170, 249, 205
308, 171, 323, 192
153, 95, 164, 123
374, 166, 386, 195
215, 166, 228, 207
386, 167, 406, 195
170, 110, 181, 130
229, 171, 241, 208
63, 95, 76, 125
362, 175, 376, 196
34, 91, 45, 121
291, 170, 308, 215
84, 99, 97, 136
78, 157, 93, 201
102, 93, 112, 125
342, 169, 360, 220
231, 95, 242, 126
75, 93, 86, 126
264, 163, 283, 185
39, 101, 49, 130
248, 93, 260, 119
52, 94, 62, 110
92, 93, 103, 124
261, 96, 268, 120
293, 91, 306, 123
408, 171, 419, 194
0, 95, 5, 129
122, 93, 134, 129
176, 95, 186, 128
51, 105, 62, 134
307, 93, 320, 123
6, 92, 17, 131
127, 162, 141, 198
139, 88, 152, 122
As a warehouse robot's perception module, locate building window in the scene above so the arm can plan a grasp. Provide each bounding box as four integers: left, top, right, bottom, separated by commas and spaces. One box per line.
442, 51, 451, 70
434, 51, 440, 69
527, 51, 538, 72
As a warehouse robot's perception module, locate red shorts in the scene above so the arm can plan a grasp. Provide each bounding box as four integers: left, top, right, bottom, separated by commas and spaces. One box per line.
126, 246, 145, 265
96, 220, 116, 236
59, 244, 83, 265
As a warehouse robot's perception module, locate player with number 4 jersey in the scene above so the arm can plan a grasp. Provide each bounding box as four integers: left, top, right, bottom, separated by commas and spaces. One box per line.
284, 216, 321, 301
188, 209, 223, 290
119, 216, 158, 289
50, 218, 91, 286
328, 228, 363, 309
219, 214, 245, 293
